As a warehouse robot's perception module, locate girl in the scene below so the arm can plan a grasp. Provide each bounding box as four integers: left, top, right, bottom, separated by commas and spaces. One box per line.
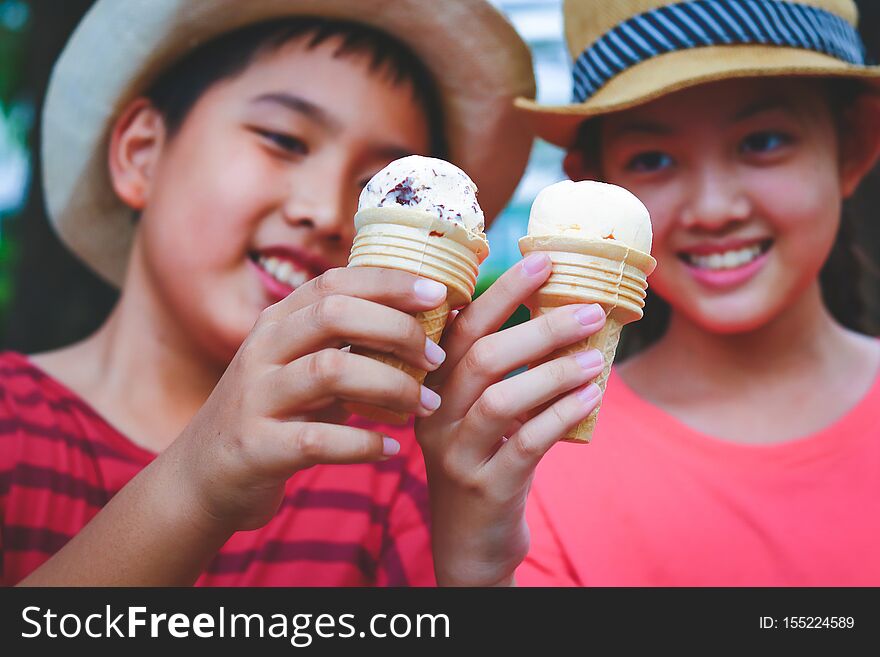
515, 0, 880, 585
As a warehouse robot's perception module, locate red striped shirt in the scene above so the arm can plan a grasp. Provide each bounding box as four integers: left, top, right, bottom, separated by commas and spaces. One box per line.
0, 352, 434, 586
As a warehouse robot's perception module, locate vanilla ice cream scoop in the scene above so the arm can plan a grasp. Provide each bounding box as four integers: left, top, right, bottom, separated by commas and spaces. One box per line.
358, 155, 485, 235
527, 180, 652, 253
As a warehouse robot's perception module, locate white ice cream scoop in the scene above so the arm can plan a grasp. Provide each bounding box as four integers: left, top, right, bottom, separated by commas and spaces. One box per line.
358, 155, 485, 235
527, 180, 652, 253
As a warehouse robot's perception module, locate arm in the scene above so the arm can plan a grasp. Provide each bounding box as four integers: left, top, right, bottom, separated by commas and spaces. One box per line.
18, 442, 231, 586
19, 268, 449, 586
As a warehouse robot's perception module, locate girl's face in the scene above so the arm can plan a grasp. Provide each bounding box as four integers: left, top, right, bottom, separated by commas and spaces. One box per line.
591, 78, 845, 334
119, 37, 431, 361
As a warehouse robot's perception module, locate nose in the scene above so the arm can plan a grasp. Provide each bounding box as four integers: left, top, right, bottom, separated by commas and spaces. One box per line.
679, 164, 751, 232
281, 165, 356, 244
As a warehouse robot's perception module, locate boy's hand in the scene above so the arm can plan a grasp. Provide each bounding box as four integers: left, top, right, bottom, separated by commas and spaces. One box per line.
175, 267, 449, 532
417, 254, 606, 586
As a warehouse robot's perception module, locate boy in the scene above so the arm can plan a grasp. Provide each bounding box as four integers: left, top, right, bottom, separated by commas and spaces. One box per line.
4, 0, 608, 587
0, 0, 533, 585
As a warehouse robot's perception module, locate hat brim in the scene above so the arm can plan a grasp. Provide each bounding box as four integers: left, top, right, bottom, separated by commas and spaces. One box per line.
42, 0, 535, 287
516, 45, 880, 148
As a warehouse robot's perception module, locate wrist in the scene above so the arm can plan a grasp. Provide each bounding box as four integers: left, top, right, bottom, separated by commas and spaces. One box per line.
435, 568, 516, 587
156, 438, 238, 544
433, 548, 520, 587
436, 573, 516, 587
430, 511, 527, 588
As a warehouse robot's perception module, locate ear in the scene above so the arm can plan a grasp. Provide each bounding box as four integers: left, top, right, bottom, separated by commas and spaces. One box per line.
563, 148, 602, 183
839, 92, 880, 198
108, 98, 167, 210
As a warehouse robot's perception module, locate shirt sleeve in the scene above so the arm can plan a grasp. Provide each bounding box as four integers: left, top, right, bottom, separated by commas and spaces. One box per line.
516, 489, 581, 587
375, 425, 435, 587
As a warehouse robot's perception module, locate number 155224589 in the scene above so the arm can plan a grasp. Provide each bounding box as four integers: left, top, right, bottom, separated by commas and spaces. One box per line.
759, 617, 855, 629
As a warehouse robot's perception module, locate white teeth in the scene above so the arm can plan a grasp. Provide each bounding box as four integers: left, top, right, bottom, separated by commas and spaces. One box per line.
257, 255, 310, 289
686, 245, 764, 270
288, 269, 308, 288
263, 256, 280, 275
276, 261, 293, 282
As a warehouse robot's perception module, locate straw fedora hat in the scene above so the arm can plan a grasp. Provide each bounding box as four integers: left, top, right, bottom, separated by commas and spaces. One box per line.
517, 0, 880, 147
42, 0, 536, 287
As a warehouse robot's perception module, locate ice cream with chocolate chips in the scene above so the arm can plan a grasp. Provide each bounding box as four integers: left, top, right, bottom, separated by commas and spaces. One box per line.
357, 154, 486, 236
347, 155, 489, 424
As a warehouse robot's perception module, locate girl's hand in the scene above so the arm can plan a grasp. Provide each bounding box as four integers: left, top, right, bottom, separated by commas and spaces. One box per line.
173, 267, 449, 533
417, 254, 606, 586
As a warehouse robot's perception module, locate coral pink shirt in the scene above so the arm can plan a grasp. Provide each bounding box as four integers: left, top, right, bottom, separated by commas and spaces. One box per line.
518, 368, 880, 586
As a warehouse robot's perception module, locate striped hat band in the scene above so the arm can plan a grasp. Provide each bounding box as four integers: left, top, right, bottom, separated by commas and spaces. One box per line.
573, 0, 867, 103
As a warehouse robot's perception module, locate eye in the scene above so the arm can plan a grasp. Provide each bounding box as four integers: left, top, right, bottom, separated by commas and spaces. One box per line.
740, 131, 791, 155
255, 129, 308, 156
625, 151, 673, 173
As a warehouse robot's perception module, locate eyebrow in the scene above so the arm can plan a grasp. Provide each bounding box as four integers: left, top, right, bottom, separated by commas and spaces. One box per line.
606, 120, 676, 140
607, 97, 799, 142
251, 92, 341, 132
731, 99, 795, 122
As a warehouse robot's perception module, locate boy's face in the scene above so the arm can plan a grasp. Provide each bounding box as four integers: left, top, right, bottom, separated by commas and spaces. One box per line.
587, 78, 843, 334
128, 37, 431, 360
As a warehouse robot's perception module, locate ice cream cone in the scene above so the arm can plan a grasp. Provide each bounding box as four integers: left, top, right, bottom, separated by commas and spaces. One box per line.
346, 207, 487, 424
519, 235, 655, 443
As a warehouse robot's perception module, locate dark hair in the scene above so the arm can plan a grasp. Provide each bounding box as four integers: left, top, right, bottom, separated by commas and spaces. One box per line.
571, 79, 879, 360
144, 17, 447, 158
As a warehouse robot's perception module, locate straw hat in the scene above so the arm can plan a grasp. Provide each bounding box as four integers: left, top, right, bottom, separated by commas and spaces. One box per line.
517, 0, 880, 147
42, 0, 535, 287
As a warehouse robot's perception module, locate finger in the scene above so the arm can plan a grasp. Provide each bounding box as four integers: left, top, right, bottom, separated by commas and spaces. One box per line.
503, 417, 525, 438
261, 294, 444, 371
435, 303, 606, 419
311, 404, 352, 426
455, 349, 604, 460
262, 349, 442, 418
266, 267, 448, 318
490, 382, 602, 483
257, 421, 401, 477
431, 254, 552, 386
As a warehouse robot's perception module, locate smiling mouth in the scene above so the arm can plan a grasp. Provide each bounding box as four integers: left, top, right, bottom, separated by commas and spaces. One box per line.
250, 252, 311, 289
678, 240, 773, 271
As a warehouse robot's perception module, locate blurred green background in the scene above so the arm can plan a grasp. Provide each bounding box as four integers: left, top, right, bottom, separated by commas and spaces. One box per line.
1, 0, 879, 351
0, 0, 30, 320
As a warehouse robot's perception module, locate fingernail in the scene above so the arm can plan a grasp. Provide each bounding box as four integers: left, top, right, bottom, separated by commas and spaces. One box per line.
522, 253, 551, 276
420, 386, 442, 411
425, 338, 446, 366
575, 350, 603, 370
382, 436, 401, 456
577, 383, 602, 405
575, 304, 604, 326
414, 279, 446, 304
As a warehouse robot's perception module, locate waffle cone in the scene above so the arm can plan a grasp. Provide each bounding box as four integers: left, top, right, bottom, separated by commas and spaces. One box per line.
519, 235, 655, 443
346, 208, 487, 424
